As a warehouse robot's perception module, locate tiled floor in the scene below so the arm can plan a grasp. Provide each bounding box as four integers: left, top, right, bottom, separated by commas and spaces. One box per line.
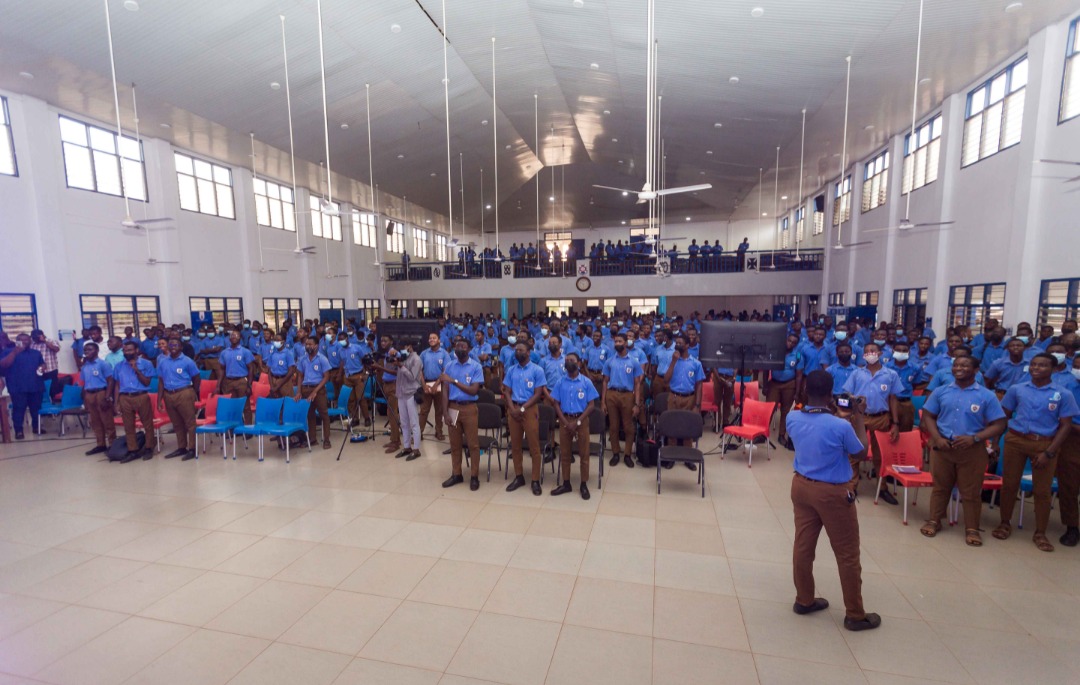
1, 428, 1080, 685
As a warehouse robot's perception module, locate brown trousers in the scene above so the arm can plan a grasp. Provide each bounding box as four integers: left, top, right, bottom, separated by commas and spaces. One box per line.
928, 444, 988, 530
652, 374, 670, 399
1056, 433, 1080, 528
383, 380, 401, 445
268, 374, 292, 399
560, 418, 590, 483
448, 401, 480, 478
508, 404, 542, 478
329, 369, 344, 404
419, 387, 446, 439
1000, 432, 1056, 534
302, 385, 331, 444
668, 392, 697, 446
605, 390, 635, 456
896, 399, 915, 433
342, 372, 370, 422
766, 379, 796, 438
162, 387, 197, 451
864, 414, 892, 473
219, 377, 252, 424
84, 388, 115, 447
791, 474, 865, 620
118, 393, 156, 452
201, 358, 222, 380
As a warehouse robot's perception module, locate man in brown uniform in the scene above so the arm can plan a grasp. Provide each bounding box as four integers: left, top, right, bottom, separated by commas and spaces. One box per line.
1056, 356, 1080, 547
440, 339, 484, 491
156, 338, 201, 461
78, 342, 116, 455
602, 333, 642, 468
109, 341, 157, 461
216, 331, 255, 424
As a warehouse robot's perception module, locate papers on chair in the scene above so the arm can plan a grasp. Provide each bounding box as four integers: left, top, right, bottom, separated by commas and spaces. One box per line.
892, 465, 921, 474
446, 407, 459, 426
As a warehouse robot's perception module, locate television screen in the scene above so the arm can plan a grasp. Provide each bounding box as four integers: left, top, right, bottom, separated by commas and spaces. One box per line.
698, 321, 788, 371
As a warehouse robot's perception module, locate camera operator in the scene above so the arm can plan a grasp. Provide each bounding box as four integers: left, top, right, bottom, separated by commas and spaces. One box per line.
369, 336, 403, 455
371, 338, 422, 460
787, 369, 880, 632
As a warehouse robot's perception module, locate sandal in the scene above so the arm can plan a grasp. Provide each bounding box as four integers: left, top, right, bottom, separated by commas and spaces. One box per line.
920, 520, 942, 538
965, 529, 983, 547
1033, 533, 1055, 553
991, 522, 1011, 540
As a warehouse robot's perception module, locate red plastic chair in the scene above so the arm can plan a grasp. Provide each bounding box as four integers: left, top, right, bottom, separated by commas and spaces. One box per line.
721, 399, 776, 467
700, 382, 720, 432
193, 381, 216, 412
113, 392, 172, 451
258, 372, 270, 385
732, 381, 760, 406
874, 430, 932, 524
249, 382, 271, 411
195, 394, 221, 427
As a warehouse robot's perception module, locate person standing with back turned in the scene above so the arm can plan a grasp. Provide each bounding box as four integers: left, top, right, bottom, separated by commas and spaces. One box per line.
787, 369, 880, 632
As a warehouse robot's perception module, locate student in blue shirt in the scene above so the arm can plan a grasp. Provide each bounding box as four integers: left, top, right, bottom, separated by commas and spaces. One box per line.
826, 343, 859, 397
662, 334, 705, 466
550, 352, 599, 499
338, 333, 370, 427
110, 341, 158, 459
542, 338, 568, 394
295, 336, 333, 450
984, 338, 1030, 397
650, 329, 676, 399
920, 355, 1007, 545
603, 334, 644, 469
766, 334, 803, 450
502, 342, 547, 495
265, 333, 296, 399
78, 341, 116, 454
156, 338, 202, 461
217, 331, 256, 424
1, 334, 46, 440
842, 342, 903, 505
582, 330, 611, 382
787, 370, 878, 632
419, 333, 453, 442
992, 353, 1080, 551
439, 339, 484, 490
887, 342, 921, 432
471, 330, 494, 382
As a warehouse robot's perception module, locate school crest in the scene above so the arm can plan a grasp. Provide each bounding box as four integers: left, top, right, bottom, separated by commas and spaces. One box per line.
970, 404, 980, 413
625, 366, 632, 374
577, 389, 585, 400
880, 384, 888, 392
465, 376, 472, 383
527, 381, 534, 388
1050, 403, 1058, 411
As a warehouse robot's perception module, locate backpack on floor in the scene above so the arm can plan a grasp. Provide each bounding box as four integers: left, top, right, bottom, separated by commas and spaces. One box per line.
636, 436, 659, 468
107, 432, 145, 461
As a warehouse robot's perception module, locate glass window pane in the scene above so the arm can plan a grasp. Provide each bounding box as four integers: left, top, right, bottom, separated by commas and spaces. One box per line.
1010, 58, 1028, 91
267, 182, 279, 199
193, 158, 213, 180
969, 87, 986, 115
284, 208, 296, 232
93, 150, 121, 195
178, 174, 198, 210
59, 117, 87, 145
962, 115, 982, 166
88, 127, 116, 153
0, 131, 14, 176
989, 73, 1007, 104
1002, 90, 1025, 149
121, 158, 146, 201
268, 198, 283, 228
980, 101, 1003, 158
63, 142, 94, 190
255, 196, 270, 226
196, 178, 217, 214
253, 178, 266, 195
212, 165, 230, 185
216, 185, 235, 218
174, 152, 193, 175
117, 136, 141, 161
931, 117, 942, 138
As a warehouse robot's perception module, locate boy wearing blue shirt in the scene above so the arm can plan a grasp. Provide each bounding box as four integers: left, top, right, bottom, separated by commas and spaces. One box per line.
842, 342, 903, 505
826, 343, 858, 397
79, 342, 116, 454
886, 341, 920, 431
502, 342, 547, 495
766, 334, 803, 450
440, 339, 484, 490
603, 334, 643, 469
663, 334, 705, 468
157, 338, 201, 461
111, 341, 157, 459
217, 331, 256, 424
550, 353, 599, 499
419, 333, 453, 441
295, 337, 333, 450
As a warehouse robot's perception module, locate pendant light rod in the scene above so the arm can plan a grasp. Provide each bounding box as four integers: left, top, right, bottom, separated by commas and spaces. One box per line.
281, 15, 303, 253
836, 55, 852, 247
441, 0, 454, 244
315, 0, 333, 206
903, 0, 926, 222
103, 0, 131, 219
534, 94, 540, 264
771, 146, 780, 265
131, 83, 152, 258
796, 108, 806, 260
491, 37, 499, 254
459, 152, 464, 244
250, 132, 266, 270
365, 83, 380, 266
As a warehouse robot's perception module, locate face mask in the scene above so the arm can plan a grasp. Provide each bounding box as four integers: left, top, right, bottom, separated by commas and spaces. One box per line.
615, 345, 626, 354
273, 341, 283, 350
838, 355, 852, 364
1017, 336, 1030, 345
834, 331, 848, 341
893, 352, 909, 362
565, 362, 579, 374
627, 340, 635, 347
1052, 352, 1066, 365
541, 329, 550, 337
548, 344, 559, 355
1072, 368, 1080, 380
863, 353, 880, 365
325, 333, 334, 342
507, 336, 517, 344
455, 349, 469, 361
181, 335, 191, 342
216, 327, 224, 334
456, 324, 464, 330
515, 352, 529, 364
243, 323, 251, 329
339, 340, 348, 347
874, 339, 886, 346
123, 352, 137, 360
197, 332, 206, 339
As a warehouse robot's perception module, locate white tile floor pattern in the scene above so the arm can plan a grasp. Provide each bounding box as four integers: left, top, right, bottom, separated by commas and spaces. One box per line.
1, 430, 1079, 685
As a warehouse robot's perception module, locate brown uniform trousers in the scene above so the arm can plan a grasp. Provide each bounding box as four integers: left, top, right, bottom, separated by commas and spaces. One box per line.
329, 368, 344, 404
652, 374, 670, 399
118, 392, 156, 452
864, 413, 893, 473
419, 385, 446, 439
268, 374, 292, 399
668, 392, 697, 446
342, 372, 370, 422
1056, 432, 1080, 528
605, 389, 635, 456
560, 415, 590, 483
220, 377, 252, 424
201, 357, 222, 380
928, 443, 989, 531
712, 372, 735, 427
895, 398, 915, 432
791, 473, 866, 620
302, 384, 331, 445
84, 388, 115, 448
448, 401, 480, 478
162, 386, 197, 451
383, 380, 401, 446
766, 379, 796, 439
508, 404, 542, 478
1000, 431, 1057, 534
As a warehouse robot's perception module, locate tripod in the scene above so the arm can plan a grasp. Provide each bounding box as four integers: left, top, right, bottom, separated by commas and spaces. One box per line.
336, 369, 382, 461
720, 345, 776, 454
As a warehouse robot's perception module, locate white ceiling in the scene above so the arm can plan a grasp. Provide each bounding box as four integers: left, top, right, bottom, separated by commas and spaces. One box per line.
0, 0, 1075, 232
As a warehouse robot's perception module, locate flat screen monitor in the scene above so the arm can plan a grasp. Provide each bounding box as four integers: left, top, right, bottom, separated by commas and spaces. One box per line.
375, 318, 440, 351
698, 321, 788, 371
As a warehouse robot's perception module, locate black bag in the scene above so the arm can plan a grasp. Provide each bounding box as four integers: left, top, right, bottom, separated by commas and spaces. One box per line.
107, 431, 145, 461
636, 436, 659, 467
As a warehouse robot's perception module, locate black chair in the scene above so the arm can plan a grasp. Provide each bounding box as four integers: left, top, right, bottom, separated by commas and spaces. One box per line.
655, 410, 706, 497
587, 405, 607, 489
476, 402, 503, 482
650, 391, 669, 440
477, 388, 497, 405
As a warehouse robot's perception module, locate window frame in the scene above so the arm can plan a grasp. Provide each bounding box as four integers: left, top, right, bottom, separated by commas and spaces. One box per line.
1060, 17, 1080, 123
412, 226, 430, 259
1037, 278, 1080, 334
629, 297, 660, 316
387, 221, 405, 254
902, 114, 942, 194
855, 291, 879, 307
434, 233, 449, 261
545, 299, 574, 317
962, 56, 1028, 167
861, 149, 889, 213
388, 300, 409, 318
0, 96, 17, 177
947, 283, 1006, 328
79, 294, 161, 339
351, 209, 378, 248
828, 292, 846, 307
174, 151, 235, 219
357, 298, 381, 323
59, 114, 147, 200
891, 288, 928, 329
586, 299, 617, 316
780, 217, 790, 249
0, 293, 38, 335
794, 207, 806, 243
832, 175, 852, 226
262, 297, 303, 333
253, 177, 296, 231
188, 296, 244, 326
308, 194, 342, 241
318, 298, 346, 312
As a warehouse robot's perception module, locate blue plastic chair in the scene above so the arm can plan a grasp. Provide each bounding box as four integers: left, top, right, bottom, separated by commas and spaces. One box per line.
148, 377, 159, 393
327, 386, 352, 430
38, 385, 85, 436
194, 397, 246, 460
911, 395, 926, 428
233, 397, 285, 461
325, 382, 337, 406
199, 370, 213, 380
264, 399, 311, 463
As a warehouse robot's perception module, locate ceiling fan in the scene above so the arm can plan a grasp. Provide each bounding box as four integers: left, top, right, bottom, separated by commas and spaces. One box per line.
592, 182, 712, 204
249, 133, 287, 274
102, 3, 173, 231
1036, 159, 1080, 183
864, 0, 954, 237
832, 56, 871, 250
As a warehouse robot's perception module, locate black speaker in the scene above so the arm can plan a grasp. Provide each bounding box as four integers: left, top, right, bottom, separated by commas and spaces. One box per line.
385, 220, 394, 236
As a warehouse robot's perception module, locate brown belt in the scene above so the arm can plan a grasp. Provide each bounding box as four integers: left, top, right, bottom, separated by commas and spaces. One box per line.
85, 388, 107, 394
671, 391, 694, 397
1008, 429, 1053, 442
120, 391, 147, 396
162, 387, 193, 394
867, 411, 889, 417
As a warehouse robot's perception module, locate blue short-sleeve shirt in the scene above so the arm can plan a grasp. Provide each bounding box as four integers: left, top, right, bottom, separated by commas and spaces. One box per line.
787, 411, 865, 484
296, 353, 332, 386
502, 361, 547, 404
552, 374, 600, 414
668, 356, 705, 394
113, 357, 156, 393
922, 382, 1005, 439
156, 354, 200, 391
603, 353, 643, 391
1000, 381, 1080, 436
268, 349, 296, 377
219, 346, 254, 378
79, 358, 112, 391
444, 358, 484, 402
421, 348, 453, 380
842, 366, 903, 414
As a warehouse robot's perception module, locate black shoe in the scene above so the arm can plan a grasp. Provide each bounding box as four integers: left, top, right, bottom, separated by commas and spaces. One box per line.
85, 446, 107, 456
793, 598, 829, 615
350, 418, 360, 427
661, 460, 674, 469
878, 489, 899, 506
623, 454, 635, 468
609, 453, 620, 467
844, 613, 882, 631
580, 483, 591, 500
164, 449, 185, 459
405, 449, 423, 461
1060, 527, 1080, 547
506, 475, 526, 492
14, 432, 24, 440
395, 449, 411, 459
442, 474, 464, 488
543, 452, 556, 464
470, 477, 480, 491
120, 451, 140, 464
363, 418, 371, 427
141, 448, 154, 460
551, 481, 572, 496
181, 450, 197, 461
685, 462, 698, 471
531, 480, 542, 496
